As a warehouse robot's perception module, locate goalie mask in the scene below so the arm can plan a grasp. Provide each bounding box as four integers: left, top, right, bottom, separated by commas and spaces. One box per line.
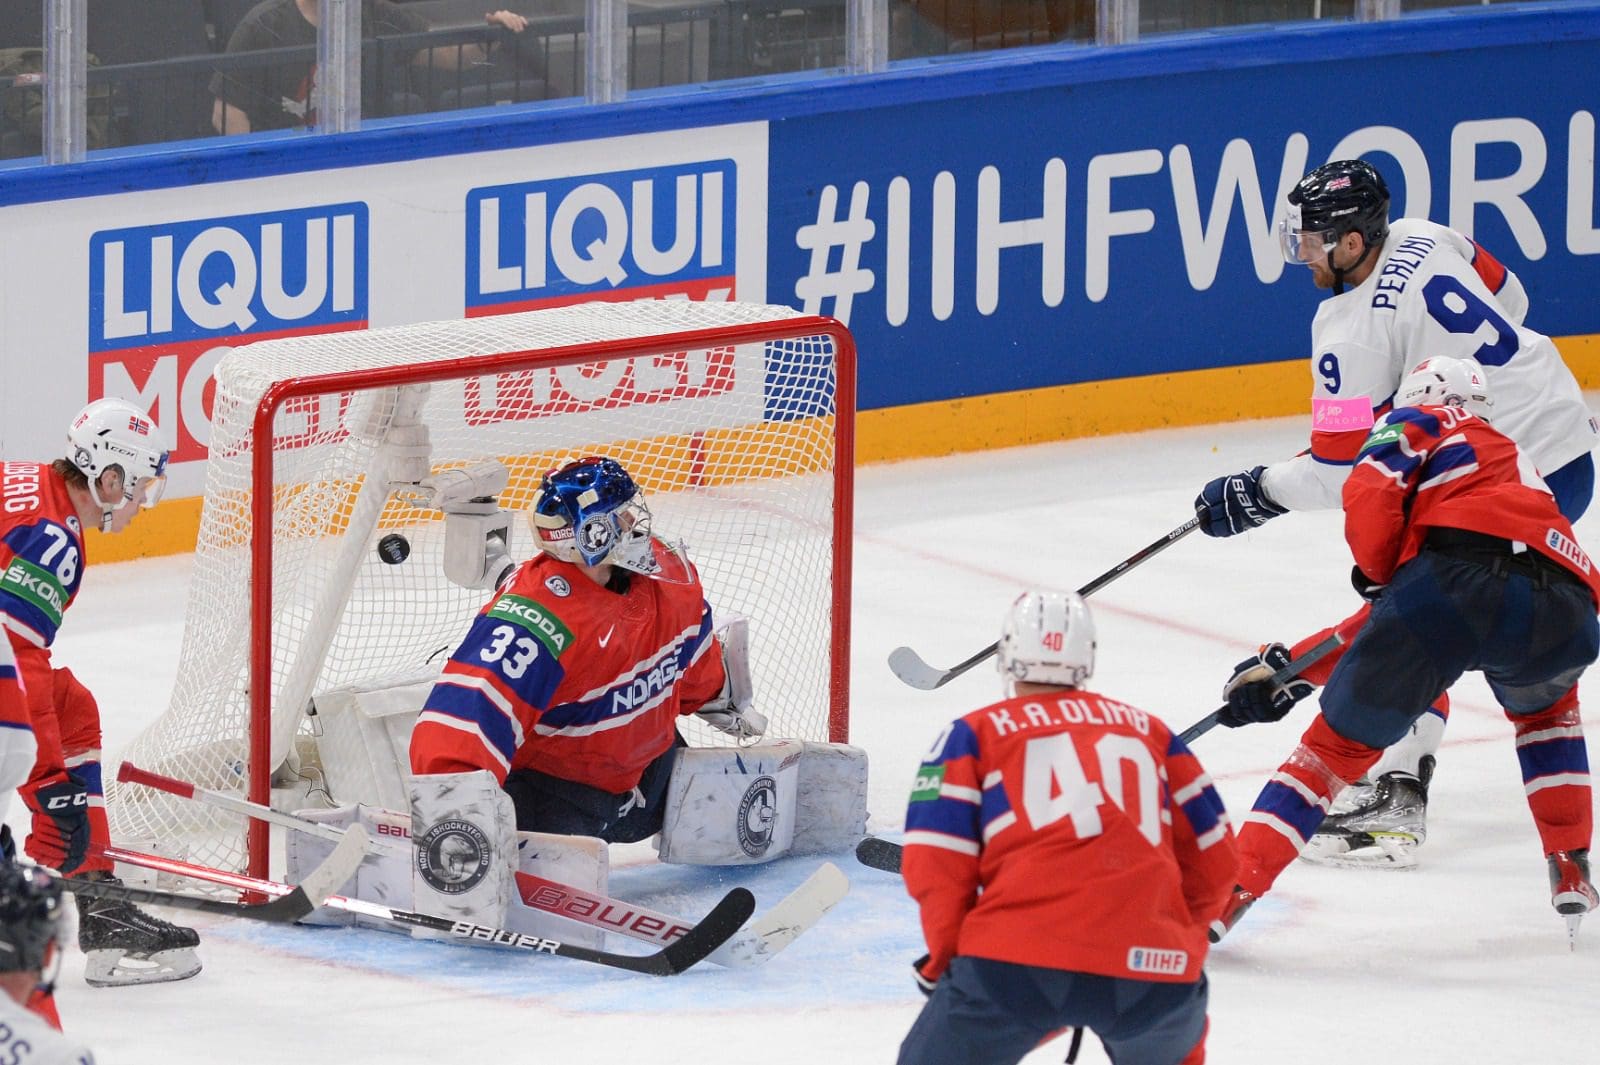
1396, 356, 1493, 419
67, 397, 170, 530
529, 457, 686, 580
997, 590, 1096, 689
0, 864, 66, 991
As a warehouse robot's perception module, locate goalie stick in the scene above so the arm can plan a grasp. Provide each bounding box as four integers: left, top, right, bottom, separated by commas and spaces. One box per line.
103, 844, 753, 976
61, 822, 368, 924
1176, 630, 1345, 743
118, 761, 847, 968
888, 516, 1201, 690
855, 633, 1347, 877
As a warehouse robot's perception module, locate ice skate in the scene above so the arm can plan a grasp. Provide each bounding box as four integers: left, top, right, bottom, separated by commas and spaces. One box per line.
1548, 849, 1598, 951
76, 876, 203, 987
1302, 757, 1432, 869
1207, 885, 1257, 944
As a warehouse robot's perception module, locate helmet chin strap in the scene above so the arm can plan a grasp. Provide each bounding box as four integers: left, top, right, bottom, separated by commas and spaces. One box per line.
1330, 235, 1379, 296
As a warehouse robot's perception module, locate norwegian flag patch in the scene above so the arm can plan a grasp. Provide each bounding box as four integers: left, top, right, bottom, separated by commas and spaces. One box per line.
127, 416, 150, 436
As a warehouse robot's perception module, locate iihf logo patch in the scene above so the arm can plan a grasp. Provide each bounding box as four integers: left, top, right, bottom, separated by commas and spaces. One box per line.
544, 575, 571, 597
579, 515, 614, 555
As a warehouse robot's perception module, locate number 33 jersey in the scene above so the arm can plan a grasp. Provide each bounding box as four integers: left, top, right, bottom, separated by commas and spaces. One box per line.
409, 549, 726, 794
1262, 218, 1597, 512
901, 691, 1239, 984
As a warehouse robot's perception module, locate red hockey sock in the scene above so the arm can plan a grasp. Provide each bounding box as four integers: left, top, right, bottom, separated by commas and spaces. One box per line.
1237, 716, 1383, 895
1510, 689, 1592, 855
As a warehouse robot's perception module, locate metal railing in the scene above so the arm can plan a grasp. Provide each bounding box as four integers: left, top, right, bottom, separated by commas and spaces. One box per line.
0, 0, 1523, 164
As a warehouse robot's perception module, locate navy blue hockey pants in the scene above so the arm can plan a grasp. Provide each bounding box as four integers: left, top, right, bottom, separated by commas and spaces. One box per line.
897, 957, 1207, 1065
1320, 540, 1599, 750
502, 733, 685, 843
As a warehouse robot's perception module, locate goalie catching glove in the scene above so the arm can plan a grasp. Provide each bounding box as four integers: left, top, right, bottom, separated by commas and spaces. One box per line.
1218, 642, 1315, 728
695, 616, 766, 740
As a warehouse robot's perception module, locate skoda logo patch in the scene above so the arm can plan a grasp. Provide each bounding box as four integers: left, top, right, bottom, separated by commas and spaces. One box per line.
417, 819, 492, 894
579, 515, 614, 555
544, 575, 571, 597
736, 775, 778, 858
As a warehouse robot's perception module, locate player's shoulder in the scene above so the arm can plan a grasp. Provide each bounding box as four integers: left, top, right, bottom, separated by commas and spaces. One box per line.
0, 993, 96, 1062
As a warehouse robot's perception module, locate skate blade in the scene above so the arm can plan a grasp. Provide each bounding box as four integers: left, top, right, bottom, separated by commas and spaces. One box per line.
84, 947, 203, 988
1301, 831, 1420, 870
1567, 913, 1583, 952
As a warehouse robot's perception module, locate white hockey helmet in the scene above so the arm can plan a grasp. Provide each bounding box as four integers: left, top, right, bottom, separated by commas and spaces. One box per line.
1396, 356, 1492, 419
997, 590, 1096, 689
67, 398, 170, 520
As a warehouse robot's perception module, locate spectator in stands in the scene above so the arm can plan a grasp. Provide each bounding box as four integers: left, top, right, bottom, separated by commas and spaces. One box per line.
210, 0, 530, 134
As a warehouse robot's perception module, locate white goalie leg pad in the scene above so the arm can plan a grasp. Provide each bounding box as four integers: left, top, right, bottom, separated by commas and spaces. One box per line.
791, 742, 870, 855
409, 770, 517, 937
657, 739, 801, 864
285, 803, 416, 929
505, 832, 611, 949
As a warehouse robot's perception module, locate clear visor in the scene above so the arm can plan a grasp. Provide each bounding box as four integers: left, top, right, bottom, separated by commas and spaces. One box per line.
1278, 215, 1339, 265
132, 474, 167, 509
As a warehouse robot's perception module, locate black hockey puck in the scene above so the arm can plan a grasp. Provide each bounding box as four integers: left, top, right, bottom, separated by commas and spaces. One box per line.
377, 532, 411, 565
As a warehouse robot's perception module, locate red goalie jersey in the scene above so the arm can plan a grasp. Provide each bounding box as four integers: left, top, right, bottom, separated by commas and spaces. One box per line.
1344, 404, 1600, 603
902, 692, 1238, 984
409, 544, 726, 793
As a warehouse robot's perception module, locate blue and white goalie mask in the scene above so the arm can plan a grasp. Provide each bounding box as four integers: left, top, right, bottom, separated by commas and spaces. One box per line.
529, 457, 690, 582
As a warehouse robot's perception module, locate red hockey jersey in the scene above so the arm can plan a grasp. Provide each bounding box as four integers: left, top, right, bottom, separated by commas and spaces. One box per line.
902, 690, 1238, 984
1, 464, 86, 652
0, 636, 29, 751
409, 544, 726, 793
1344, 405, 1600, 603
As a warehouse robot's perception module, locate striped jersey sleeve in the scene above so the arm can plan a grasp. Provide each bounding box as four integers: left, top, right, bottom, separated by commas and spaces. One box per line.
1163, 731, 1239, 924
900, 719, 983, 978
410, 591, 571, 781
1343, 407, 1450, 582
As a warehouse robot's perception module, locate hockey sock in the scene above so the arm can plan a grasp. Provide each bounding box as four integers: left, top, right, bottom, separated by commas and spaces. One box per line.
1510, 689, 1592, 855
1237, 715, 1382, 894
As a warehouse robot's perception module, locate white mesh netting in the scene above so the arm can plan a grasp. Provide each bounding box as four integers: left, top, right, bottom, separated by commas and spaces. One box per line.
106, 301, 850, 873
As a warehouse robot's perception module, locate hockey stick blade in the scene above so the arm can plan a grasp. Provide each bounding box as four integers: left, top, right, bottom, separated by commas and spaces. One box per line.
888, 517, 1202, 691
712, 862, 850, 967
70, 824, 368, 924
854, 836, 903, 874
1177, 630, 1347, 745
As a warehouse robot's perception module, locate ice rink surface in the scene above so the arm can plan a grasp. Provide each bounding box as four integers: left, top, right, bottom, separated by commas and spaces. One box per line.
27, 409, 1600, 1064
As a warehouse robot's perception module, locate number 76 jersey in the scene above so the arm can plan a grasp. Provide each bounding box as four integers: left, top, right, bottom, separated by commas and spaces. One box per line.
0, 463, 86, 651
901, 691, 1238, 985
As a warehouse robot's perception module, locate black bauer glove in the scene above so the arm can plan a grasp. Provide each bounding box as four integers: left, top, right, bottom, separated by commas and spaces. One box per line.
1217, 643, 1316, 728
1195, 466, 1287, 537
1350, 565, 1387, 602
29, 772, 91, 874
911, 953, 938, 997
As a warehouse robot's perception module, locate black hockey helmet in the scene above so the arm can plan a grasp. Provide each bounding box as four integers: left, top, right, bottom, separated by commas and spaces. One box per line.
0, 864, 66, 973
1285, 159, 1390, 253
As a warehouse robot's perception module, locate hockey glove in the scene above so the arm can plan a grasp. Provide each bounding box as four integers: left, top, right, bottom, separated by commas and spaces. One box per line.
696, 616, 767, 740
1350, 565, 1387, 602
911, 954, 938, 998
1218, 643, 1315, 728
27, 772, 91, 873
1194, 466, 1287, 538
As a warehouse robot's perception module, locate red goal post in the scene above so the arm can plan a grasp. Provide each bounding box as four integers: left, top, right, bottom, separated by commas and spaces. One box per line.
107, 302, 855, 879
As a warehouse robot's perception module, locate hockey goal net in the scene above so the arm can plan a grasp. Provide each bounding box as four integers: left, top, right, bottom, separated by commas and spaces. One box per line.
107, 301, 854, 877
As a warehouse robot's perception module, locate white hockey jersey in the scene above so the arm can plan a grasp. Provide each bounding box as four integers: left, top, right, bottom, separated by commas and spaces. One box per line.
0, 994, 96, 1064
1261, 218, 1597, 511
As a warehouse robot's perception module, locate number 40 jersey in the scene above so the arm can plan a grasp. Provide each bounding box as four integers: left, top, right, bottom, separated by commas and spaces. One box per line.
901, 691, 1239, 986
1261, 217, 1597, 513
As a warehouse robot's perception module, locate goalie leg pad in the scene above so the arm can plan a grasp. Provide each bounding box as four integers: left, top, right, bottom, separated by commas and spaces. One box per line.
286, 803, 415, 930
792, 742, 869, 855
657, 740, 800, 865
505, 832, 611, 949
409, 770, 517, 936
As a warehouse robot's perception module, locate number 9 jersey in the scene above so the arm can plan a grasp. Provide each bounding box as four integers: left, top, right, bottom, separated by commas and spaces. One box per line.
901, 692, 1239, 985
1261, 218, 1597, 513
